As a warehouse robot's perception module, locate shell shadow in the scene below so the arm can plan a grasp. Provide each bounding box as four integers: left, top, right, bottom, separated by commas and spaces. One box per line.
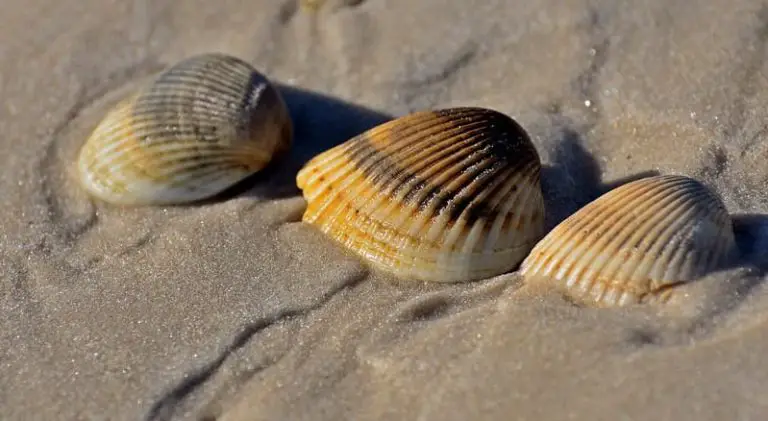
206, 85, 393, 202
539, 128, 601, 229
539, 126, 661, 230
732, 213, 768, 271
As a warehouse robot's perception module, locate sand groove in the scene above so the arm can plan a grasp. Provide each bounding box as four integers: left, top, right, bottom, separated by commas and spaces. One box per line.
37, 60, 164, 247
146, 269, 367, 421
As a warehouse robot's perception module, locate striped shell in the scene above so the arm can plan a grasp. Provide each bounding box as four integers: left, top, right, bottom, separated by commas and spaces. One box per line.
77, 53, 292, 205
520, 175, 738, 307
296, 107, 546, 283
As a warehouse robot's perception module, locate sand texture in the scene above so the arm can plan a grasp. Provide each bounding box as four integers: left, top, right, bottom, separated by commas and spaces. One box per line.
2, 0, 768, 420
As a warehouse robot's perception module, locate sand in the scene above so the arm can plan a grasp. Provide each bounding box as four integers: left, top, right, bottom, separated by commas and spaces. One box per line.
2, 0, 768, 419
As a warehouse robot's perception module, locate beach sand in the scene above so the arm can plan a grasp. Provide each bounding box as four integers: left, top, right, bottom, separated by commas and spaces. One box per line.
2, 0, 768, 419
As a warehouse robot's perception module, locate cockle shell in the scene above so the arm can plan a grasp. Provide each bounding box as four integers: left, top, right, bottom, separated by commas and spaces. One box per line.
77, 53, 292, 205
296, 107, 546, 283
520, 175, 738, 307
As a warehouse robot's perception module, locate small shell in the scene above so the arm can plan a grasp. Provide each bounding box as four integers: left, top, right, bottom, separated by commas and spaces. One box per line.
296, 107, 546, 283
520, 175, 738, 307
77, 53, 292, 205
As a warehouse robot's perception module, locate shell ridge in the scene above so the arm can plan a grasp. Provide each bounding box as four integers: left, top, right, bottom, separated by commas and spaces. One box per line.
81, 99, 139, 169
122, 120, 235, 151
345, 135, 406, 186
643, 189, 717, 279
652, 198, 731, 283
437, 148, 524, 253
164, 59, 252, 91
450, 163, 517, 253
564, 183, 699, 289
297, 141, 370, 196
324, 179, 384, 230
130, 95, 243, 124
445, 163, 512, 254
341, 117, 513, 227
304, 152, 388, 225
481, 167, 527, 250
403, 154, 519, 243
497, 164, 543, 249
394, 136, 491, 213
148, 74, 245, 109
615, 184, 714, 282
309, 145, 406, 229
201, 56, 256, 83
352, 131, 445, 193
146, 152, 264, 186
363, 112, 455, 154
345, 131, 488, 227
379, 126, 493, 200
543, 178, 677, 281
586, 185, 698, 266
159, 166, 244, 194
483, 164, 529, 210
142, 73, 244, 104
341, 202, 539, 280
301, 172, 365, 224
390, 140, 495, 231
380, 116, 473, 154
386, 119, 491, 162
520, 177, 646, 277
601, 189, 707, 291
426, 149, 540, 249
418, 139, 503, 225
299, 137, 384, 206
520, 178, 649, 276
295, 148, 350, 189
93, 141, 258, 184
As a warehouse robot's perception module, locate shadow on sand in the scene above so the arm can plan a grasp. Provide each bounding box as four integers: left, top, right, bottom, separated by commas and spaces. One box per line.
539, 125, 661, 229
206, 84, 394, 203
732, 213, 768, 270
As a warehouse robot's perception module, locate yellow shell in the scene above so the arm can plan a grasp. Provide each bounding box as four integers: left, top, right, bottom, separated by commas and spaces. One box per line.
296, 107, 546, 283
520, 175, 738, 307
77, 53, 292, 205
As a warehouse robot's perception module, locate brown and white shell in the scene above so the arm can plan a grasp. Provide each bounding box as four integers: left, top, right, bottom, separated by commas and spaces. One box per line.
296, 107, 546, 283
77, 53, 292, 206
520, 174, 738, 307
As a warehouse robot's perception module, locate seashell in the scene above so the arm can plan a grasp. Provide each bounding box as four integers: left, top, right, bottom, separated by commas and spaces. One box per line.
296, 107, 546, 283
77, 53, 292, 205
520, 174, 738, 307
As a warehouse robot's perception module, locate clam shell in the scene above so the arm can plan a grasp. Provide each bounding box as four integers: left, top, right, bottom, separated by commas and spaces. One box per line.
520, 175, 738, 307
77, 53, 292, 205
296, 107, 545, 283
